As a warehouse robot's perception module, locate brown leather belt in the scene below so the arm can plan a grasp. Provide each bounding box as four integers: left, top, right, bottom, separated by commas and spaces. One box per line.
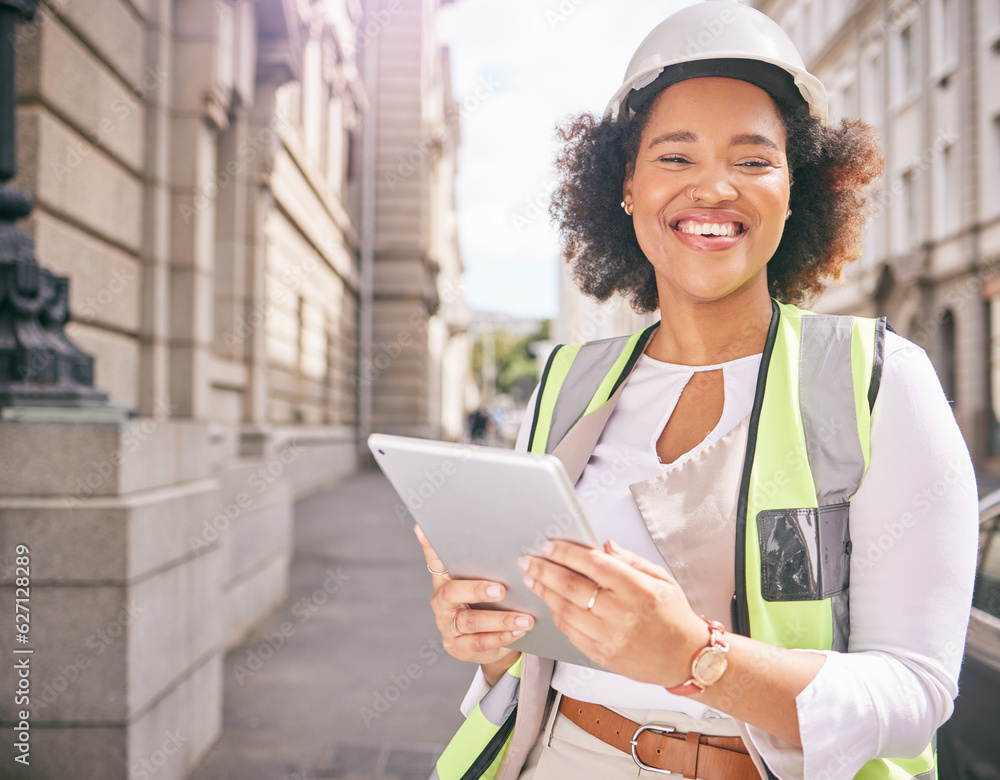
558, 695, 758, 779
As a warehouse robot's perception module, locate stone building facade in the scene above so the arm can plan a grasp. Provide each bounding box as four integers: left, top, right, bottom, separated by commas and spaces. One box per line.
0, 0, 467, 778
364, 0, 469, 444
753, 0, 1000, 481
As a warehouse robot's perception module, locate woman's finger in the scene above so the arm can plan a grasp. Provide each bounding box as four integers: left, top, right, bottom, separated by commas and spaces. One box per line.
538, 538, 677, 593
520, 554, 600, 611
413, 524, 451, 589
520, 542, 704, 681
433, 577, 509, 610
444, 611, 532, 667
521, 553, 691, 677
603, 539, 676, 583
451, 630, 527, 659
453, 607, 534, 637
519, 555, 608, 643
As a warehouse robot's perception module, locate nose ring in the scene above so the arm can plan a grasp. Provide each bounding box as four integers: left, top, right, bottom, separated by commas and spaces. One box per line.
686, 186, 700, 201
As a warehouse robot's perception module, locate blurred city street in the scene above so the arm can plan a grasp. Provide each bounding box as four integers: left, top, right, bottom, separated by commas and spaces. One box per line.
188, 469, 472, 780
2, 0, 1000, 777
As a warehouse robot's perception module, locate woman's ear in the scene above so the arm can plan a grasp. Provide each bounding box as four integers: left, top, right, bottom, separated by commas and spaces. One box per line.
623, 165, 634, 203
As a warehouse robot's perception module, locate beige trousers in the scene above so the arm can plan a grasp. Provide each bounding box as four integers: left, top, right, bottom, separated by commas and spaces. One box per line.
517, 693, 746, 780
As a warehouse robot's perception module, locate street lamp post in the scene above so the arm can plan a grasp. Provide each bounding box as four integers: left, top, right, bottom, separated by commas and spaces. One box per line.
0, 0, 107, 408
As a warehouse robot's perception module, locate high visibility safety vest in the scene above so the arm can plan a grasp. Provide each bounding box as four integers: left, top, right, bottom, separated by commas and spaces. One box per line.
433, 301, 937, 780
430, 656, 522, 780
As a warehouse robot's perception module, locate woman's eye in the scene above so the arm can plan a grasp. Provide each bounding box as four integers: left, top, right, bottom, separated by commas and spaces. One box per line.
738, 160, 772, 168
658, 156, 690, 164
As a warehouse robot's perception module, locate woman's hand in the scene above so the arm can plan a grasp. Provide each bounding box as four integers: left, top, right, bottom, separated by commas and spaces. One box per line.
519, 538, 707, 688
415, 525, 529, 684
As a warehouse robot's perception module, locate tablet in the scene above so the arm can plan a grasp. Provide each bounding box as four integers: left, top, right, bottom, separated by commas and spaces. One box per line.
368, 432, 604, 669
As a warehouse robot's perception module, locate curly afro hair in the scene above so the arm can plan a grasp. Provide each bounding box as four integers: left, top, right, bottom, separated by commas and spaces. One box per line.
549, 90, 885, 314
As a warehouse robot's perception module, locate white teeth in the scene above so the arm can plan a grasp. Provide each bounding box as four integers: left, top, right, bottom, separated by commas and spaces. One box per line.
677, 220, 739, 237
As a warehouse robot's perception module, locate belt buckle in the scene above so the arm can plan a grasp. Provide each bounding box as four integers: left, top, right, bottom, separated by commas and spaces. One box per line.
630, 723, 676, 775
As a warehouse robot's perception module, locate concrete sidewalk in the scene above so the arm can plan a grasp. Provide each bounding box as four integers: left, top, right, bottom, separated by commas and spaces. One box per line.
189, 468, 473, 780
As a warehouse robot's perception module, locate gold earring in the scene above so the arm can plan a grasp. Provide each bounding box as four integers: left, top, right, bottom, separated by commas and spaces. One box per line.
621, 200, 633, 216
785, 207, 792, 220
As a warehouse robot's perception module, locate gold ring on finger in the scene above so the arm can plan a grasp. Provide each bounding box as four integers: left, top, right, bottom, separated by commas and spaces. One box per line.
427, 563, 449, 577
452, 609, 464, 636
586, 585, 601, 611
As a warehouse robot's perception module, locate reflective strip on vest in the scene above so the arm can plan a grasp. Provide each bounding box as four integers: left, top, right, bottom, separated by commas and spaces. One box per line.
530, 344, 583, 455
529, 325, 656, 455
741, 304, 882, 655
745, 304, 849, 653
799, 313, 865, 505
432, 656, 522, 780
522, 301, 934, 780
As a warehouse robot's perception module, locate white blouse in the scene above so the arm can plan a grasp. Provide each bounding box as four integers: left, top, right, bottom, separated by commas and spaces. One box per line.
462, 331, 979, 779
549, 350, 761, 715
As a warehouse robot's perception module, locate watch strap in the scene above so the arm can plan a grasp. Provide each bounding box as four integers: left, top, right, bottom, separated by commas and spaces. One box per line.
665, 616, 728, 696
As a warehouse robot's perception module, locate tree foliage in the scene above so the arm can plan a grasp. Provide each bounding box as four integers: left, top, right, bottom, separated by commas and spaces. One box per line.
472, 320, 550, 403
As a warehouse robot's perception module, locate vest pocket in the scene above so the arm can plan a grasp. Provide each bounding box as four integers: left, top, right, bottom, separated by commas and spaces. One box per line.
756, 503, 851, 601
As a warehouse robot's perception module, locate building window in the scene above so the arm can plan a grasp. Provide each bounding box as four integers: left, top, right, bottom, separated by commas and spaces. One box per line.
861, 201, 878, 265
862, 48, 884, 123
842, 82, 857, 119
894, 22, 916, 103
327, 95, 345, 198
939, 309, 956, 403
897, 168, 919, 251
319, 86, 331, 179
829, 79, 853, 124
829, 86, 841, 125
932, 0, 958, 74
302, 38, 323, 161
900, 23, 914, 95
942, 0, 957, 67
347, 128, 358, 184
944, 143, 958, 233
906, 169, 917, 243
934, 142, 959, 236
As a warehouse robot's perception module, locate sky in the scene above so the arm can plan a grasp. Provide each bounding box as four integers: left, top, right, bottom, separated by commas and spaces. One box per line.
439, 0, 693, 319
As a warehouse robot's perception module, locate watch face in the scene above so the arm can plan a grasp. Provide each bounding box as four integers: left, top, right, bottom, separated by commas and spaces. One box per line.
693, 648, 728, 687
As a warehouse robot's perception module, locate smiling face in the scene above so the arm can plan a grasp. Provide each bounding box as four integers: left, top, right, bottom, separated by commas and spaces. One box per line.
623, 77, 791, 309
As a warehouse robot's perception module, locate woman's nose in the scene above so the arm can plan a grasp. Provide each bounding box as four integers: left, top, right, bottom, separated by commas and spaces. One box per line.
688, 170, 738, 203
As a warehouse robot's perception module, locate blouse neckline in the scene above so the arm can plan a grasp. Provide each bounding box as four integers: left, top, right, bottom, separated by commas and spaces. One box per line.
637, 351, 763, 373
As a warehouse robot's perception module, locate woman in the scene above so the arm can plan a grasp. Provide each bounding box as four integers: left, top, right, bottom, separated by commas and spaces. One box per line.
417, 3, 979, 778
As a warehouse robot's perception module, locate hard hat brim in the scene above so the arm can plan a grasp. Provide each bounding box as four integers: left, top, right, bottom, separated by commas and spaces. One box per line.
604, 54, 828, 126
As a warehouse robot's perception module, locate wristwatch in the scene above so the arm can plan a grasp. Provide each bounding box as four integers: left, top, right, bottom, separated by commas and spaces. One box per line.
665, 616, 729, 696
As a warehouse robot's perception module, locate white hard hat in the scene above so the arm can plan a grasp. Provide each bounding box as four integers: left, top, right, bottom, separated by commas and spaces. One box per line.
604, 1, 828, 126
